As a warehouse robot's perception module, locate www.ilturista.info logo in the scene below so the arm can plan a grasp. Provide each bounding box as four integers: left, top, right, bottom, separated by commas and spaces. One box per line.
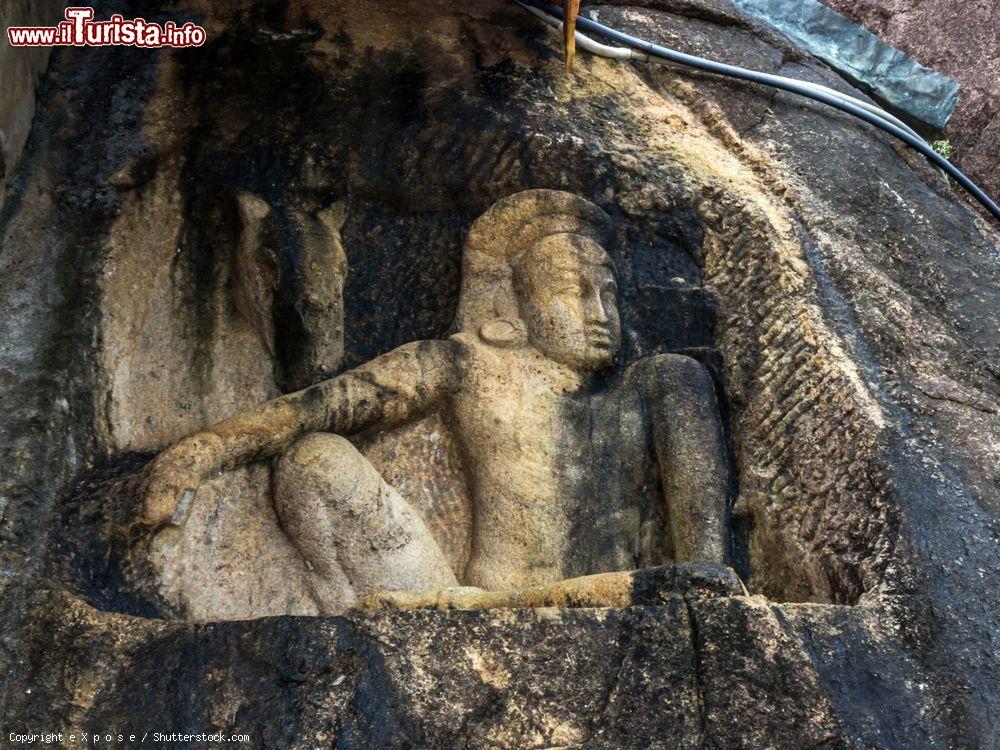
7, 7, 206, 48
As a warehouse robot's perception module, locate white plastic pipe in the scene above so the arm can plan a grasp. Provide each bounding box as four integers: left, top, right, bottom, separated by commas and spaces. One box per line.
516, 0, 927, 144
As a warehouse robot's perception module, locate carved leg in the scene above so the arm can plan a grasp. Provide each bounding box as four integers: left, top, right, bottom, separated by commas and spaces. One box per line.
647, 354, 730, 564
274, 432, 458, 614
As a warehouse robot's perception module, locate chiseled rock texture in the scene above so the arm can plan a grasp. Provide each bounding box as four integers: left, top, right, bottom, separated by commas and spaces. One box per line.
1, 0, 997, 747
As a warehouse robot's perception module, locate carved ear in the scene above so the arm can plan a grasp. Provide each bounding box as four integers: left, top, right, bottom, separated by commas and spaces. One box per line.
478, 318, 527, 348
314, 200, 348, 236
235, 190, 271, 225
309, 200, 349, 276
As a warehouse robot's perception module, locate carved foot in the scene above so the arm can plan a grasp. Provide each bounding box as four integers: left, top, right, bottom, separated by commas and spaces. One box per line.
354, 586, 491, 612
352, 564, 746, 613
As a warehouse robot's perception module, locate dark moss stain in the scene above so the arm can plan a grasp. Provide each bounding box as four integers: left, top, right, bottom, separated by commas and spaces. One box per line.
46, 453, 175, 618
0, 5, 159, 585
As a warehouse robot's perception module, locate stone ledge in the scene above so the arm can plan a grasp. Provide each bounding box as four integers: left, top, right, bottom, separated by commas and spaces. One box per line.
9, 589, 857, 749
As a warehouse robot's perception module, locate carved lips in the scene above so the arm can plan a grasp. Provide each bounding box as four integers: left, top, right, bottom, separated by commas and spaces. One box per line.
586, 325, 616, 348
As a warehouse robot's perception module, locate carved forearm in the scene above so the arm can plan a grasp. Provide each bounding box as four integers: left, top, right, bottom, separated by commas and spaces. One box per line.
204, 390, 320, 471
200, 339, 460, 473
650, 355, 729, 564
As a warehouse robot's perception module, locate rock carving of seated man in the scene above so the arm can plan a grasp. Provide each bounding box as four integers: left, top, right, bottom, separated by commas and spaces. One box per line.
141, 189, 731, 614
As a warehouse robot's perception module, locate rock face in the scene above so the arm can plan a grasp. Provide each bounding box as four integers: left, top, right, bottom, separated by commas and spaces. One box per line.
0, 0, 66, 192
822, 0, 1000, 210
1, 0, 998, 747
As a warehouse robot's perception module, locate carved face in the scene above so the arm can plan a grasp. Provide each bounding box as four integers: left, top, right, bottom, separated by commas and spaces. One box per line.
513, 233, 621, 372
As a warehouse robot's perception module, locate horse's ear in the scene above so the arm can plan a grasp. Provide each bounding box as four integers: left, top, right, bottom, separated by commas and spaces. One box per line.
314, 200, 348, 238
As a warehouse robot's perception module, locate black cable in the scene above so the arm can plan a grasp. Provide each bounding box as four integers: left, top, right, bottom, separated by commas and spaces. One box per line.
520, 0, 1000, 222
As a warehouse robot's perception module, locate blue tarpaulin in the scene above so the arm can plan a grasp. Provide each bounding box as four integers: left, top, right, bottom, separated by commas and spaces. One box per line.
730, 0, 959, 130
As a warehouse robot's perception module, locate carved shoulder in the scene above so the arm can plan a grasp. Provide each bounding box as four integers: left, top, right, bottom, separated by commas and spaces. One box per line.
625, 353, 717, 408
447, 328, 517, 368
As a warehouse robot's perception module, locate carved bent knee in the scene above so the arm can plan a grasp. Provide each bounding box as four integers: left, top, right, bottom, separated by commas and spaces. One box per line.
274, 432, 457, 598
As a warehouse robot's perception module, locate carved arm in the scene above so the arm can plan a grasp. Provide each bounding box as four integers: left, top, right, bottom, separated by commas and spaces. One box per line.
648, 354, 730, 564
139, 338, 460, 526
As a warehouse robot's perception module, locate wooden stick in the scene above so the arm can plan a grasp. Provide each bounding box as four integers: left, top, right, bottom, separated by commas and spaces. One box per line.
563, 0, 581, 72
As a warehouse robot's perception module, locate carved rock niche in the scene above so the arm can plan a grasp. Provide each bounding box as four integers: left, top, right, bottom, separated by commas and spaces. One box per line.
58, 14, 895, 620
56, 6, 901, 619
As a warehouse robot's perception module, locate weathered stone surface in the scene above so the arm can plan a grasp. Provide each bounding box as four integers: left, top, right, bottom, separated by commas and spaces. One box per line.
691, 596, 848, 748
9, 590, 857, 749
1, 0, 997, 746
0, 1, 65, 194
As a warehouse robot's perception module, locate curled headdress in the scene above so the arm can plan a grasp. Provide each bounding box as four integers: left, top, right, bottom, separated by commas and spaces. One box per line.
454, 190, 613, 333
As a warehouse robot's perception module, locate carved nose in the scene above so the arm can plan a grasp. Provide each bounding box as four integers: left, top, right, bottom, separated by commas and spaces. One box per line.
587, 293, 610, 324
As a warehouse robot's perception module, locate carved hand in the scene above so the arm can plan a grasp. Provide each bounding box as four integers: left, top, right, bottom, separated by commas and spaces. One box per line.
140, 432, 224, 527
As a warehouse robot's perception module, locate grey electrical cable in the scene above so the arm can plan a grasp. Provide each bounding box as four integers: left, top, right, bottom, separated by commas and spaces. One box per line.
514, 0, 1000, 222
517, 0, 925, 142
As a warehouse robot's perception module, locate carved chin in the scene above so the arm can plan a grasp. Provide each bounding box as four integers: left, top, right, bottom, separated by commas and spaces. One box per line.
557, 344, 618, 372
529, 330, 620, 372
583, 346, 617, 371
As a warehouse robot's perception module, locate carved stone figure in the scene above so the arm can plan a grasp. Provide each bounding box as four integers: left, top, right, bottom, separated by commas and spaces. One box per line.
140, 190, 730, 614
232, 192, 349, 392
